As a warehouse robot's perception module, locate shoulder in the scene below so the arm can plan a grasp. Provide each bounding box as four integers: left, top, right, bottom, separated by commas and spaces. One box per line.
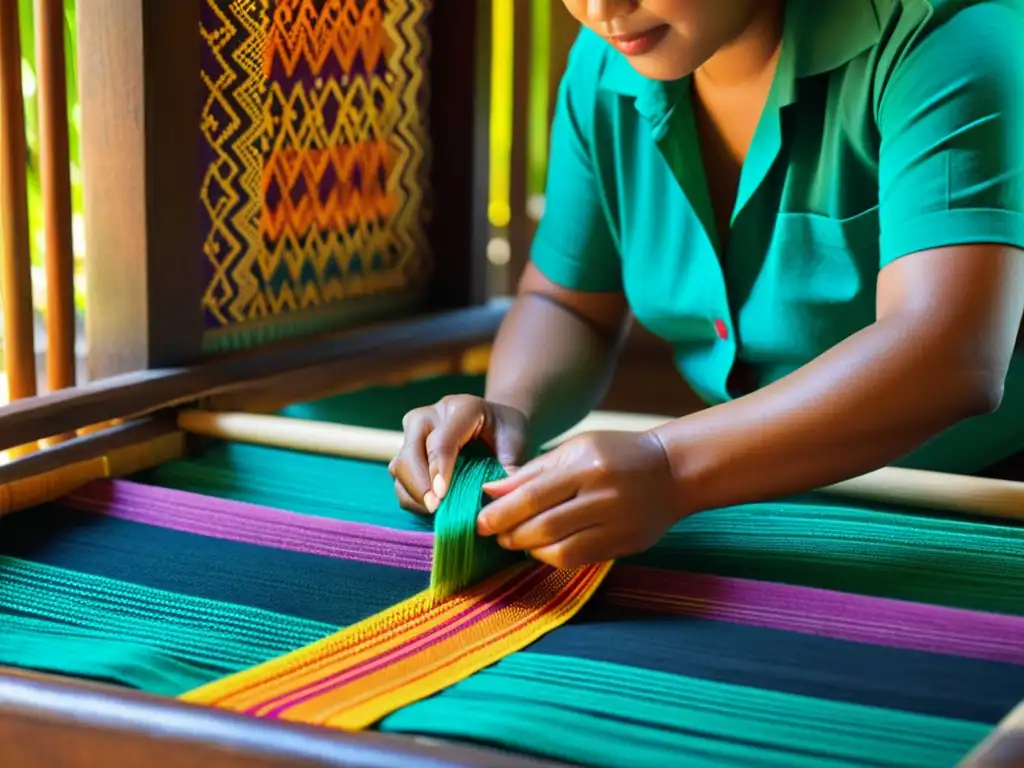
871, 0, 1024, 101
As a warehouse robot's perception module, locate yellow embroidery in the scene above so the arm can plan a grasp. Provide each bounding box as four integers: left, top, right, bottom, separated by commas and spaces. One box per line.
199, 0, 431, 341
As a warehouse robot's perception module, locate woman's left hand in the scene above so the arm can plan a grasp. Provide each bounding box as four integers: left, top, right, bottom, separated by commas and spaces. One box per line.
477, 430, 685, 568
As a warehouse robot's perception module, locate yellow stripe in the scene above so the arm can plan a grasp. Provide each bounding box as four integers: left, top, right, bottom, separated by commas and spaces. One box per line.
182, 561, 612, 730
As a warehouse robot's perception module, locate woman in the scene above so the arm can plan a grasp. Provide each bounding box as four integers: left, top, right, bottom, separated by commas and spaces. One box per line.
390, 0, 1024, 568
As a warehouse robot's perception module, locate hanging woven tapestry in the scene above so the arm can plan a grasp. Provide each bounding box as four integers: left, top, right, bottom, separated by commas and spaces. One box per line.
199, 0, 433, 352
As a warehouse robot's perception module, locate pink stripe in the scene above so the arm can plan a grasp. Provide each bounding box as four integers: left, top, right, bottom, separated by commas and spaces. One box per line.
605, 567, 1024, 664
63, 480, 434, 571
252, 565, 558, 717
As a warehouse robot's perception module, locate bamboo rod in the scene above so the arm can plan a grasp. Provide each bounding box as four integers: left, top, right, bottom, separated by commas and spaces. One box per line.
176, 409, 1024, 521
0, 0, 37, 402
35, 0, 76, 395
0, 429, 185, 518
959, 699, 1024, 766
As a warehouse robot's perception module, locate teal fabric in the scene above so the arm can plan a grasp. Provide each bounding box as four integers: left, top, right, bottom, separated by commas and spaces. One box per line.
531, 0, 1024, 473
142, 442, 432, 532
380, 654, 991, 768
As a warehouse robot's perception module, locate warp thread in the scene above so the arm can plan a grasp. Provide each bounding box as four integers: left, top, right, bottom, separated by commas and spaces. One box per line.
430, 454, 521, 601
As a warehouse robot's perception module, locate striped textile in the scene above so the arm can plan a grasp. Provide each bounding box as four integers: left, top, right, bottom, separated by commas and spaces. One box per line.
1, 374, 1023, 765
181, 561, 610, 729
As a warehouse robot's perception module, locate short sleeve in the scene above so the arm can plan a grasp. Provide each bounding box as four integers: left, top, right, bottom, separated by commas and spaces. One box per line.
530, 34, 622, 292
876, 2, 1024, 267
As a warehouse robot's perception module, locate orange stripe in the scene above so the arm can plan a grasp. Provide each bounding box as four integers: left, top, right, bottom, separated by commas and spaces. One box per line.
181, 561, 612, 730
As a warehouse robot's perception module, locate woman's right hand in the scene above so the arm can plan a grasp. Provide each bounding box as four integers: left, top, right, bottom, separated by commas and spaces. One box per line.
389, 395, 530, 514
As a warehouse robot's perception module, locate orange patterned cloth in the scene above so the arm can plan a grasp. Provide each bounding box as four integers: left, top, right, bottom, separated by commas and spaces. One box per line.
181, 561, 612, 729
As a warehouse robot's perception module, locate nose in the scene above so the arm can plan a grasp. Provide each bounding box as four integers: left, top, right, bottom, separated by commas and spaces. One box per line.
585, 0, 636, 24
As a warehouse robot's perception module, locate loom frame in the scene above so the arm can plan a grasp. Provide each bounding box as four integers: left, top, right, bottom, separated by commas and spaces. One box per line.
76, 0, 493, 381
0, 667, 570, 767
2, 322, 1024, 765
0, 320, 583, 768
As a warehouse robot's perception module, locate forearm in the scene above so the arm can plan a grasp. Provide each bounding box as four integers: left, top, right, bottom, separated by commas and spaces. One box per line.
652, 316, 1003, 516
485, 292, 625, 448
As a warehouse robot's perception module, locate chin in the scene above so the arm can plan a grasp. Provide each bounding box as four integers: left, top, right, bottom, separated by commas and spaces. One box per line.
626, 55, 699, 82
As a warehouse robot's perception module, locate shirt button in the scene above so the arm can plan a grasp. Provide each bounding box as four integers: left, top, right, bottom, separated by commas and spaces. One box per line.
713, 319, 729, 341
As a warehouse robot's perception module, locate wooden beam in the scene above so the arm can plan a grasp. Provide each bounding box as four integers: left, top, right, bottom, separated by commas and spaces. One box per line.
0, 667, 568, 768
0, 417, 177, 486
0, 303, 508, 453
0, 0, 37, 401
35, 0, 77, 393
76, 0, 203, 379
425, 0, 493, 310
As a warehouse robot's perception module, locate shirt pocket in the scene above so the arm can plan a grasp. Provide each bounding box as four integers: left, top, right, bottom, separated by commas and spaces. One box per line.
745, 208, 880, 358
767, 207, 880, 304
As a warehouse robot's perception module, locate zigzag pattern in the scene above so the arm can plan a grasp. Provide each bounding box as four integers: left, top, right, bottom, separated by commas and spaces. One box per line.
199, 0, 431, 334
265, 0, 394, 77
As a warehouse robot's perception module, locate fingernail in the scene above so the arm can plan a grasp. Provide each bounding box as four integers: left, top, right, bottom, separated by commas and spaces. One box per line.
497, 535, 512, 549
476, 516, 492, 536
432, 474, 447, 498
424, 491, 439, 514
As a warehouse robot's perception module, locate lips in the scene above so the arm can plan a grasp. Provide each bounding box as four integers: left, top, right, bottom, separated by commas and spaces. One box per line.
608, 24, 669, 56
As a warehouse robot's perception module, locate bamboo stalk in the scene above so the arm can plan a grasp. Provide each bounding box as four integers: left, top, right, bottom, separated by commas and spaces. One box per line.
175, 409, 1024, 522
35, 0, 77, 396
0, 0, 37, 403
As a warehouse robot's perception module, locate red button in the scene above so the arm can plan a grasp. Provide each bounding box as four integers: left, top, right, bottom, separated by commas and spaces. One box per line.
713, 319, 729, 341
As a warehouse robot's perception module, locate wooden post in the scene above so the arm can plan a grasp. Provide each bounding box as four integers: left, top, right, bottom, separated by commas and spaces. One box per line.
35, 0, 77, 393
506, 0, 533, 289
75, 0, 489, 379
425, 0, 493, 310
0, 0, 37, 402
76, 0, 204, 381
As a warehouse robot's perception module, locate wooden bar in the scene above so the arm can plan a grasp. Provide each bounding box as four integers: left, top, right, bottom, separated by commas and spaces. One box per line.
176, 408, 1024, 522
506, 0, 533, 287
0, 667, 568, 768
959, 700, 1024, 766
35, 0, 77, 393
76, 0, 203, 379
0, 303, 508, 453
0, 0, 37, 401
0, 416, 178, 487
425, 0, 493, 310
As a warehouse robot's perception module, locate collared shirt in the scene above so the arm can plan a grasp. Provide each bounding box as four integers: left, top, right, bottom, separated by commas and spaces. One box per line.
531, 0, 1024, 473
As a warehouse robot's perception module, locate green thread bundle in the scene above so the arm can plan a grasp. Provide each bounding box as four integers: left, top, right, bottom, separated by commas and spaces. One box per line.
430, 454, 521, 600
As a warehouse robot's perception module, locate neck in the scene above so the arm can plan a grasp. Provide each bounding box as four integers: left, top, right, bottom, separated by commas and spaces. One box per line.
696, 0, 784, 90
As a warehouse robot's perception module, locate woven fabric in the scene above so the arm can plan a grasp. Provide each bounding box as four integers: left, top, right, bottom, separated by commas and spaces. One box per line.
2, 374, 1024, 766
199, 0, 432, 351
181, 561, 610, 729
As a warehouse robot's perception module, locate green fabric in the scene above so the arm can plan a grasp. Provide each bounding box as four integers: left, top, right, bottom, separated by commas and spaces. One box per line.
138, 432, 1024, 616
431, 455, 520, 599
0, 556, 334, 695
531, 0, 1024, 473
138, 442, 431, 532
380, 653, 990, 768
631, 498, 1024, 615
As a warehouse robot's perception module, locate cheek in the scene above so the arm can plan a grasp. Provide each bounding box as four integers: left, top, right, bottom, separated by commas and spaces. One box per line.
559, 0, 589, 26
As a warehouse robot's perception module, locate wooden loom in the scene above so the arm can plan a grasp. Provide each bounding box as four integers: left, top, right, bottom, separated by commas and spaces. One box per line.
0, 1, 1022, 766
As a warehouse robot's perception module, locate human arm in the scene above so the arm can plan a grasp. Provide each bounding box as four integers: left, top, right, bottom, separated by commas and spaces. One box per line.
649, 243, 1024, 515
479, 4, 1024, 566
390, 32, 631, 513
